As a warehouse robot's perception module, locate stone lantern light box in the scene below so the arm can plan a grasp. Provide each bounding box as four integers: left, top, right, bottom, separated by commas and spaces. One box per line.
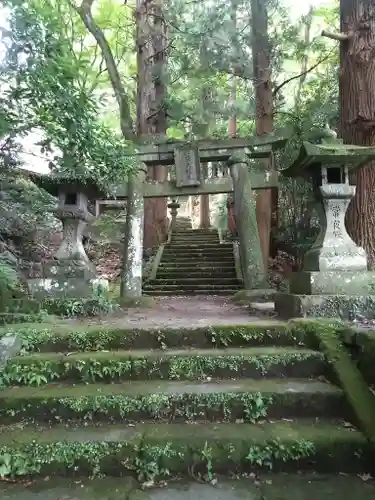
274, 136, 375, 319
28, 173, 106, 298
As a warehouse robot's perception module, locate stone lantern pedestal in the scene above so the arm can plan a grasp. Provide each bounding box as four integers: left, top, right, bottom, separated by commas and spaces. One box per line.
28, 175, 106, 298
275, 137, 375, 320
167, 199, 180, 234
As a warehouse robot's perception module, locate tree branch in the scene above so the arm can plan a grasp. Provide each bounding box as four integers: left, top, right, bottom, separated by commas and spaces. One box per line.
321, 29, 350, 41
272, 52, 333, 97
75, 0, 135, 140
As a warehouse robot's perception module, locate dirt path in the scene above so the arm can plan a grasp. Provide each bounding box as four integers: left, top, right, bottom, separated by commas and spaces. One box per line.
86, 296, 273, 329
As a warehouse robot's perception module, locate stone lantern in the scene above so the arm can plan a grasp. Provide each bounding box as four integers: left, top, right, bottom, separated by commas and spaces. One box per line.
274, 136, 375, 319
167, 198, 180, 233
28, 173, 106, 298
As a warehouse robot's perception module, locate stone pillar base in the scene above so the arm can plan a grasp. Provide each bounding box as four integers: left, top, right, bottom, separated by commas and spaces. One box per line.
232, 288, 275, 305
28, 259, 100, 299
275, 293, 375, 321
289, 271, 375, 295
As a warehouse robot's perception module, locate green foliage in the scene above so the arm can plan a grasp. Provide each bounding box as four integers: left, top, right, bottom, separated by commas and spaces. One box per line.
1, 322, 303, 355
3, 0, 137, 187
0, 390, 271, 423
42, 290, 118, 318
0, 259, 19, 304
0, 349, 323, 386
0, 438, 315, 480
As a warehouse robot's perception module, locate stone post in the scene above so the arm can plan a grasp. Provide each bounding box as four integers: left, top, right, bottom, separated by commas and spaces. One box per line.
275, 138, 375, 319
168, 199, 180, 233
229, 153, 268, 290
54, 192, 93, 263
27, 178, 104, 298
120, 165, 147, 299
304, 171, 366, 271
199, 163, 210, 228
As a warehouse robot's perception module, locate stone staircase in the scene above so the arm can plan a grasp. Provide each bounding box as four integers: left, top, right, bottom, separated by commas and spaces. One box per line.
143, 224, 242, 296
0, 319, 373, 482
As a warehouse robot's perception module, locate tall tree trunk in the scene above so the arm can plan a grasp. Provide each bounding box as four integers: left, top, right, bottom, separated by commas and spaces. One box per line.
228, 0, 237, 138
339, 0, 375, 267
250, 0, 273, 269
77, 0, 145, 299
199, 163, 210, 228
199, 86, 211, 229
136, 0, 167, 251
294, 7, 313, 111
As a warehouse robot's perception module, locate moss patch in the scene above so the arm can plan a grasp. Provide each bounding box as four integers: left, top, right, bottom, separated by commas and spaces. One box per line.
231, 289, 275, 304
0, 421, 371, 479
0, 322, 309, 354
0, 379, 346, 424
0, 347, 326, 386
292, 319, 375, 446
340, 327, 375, 386
118, 296, 157, 309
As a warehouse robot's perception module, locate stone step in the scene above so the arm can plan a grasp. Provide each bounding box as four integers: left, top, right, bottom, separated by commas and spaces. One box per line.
156, 269, 237, 278
163, 248, 234, 259
172, 235, 218, 239
0, 420, 371, 475
170, 241, 220, 245
0, 379, 348, 424
160, 257, 235, 264
5, 347, 327, 384
143, 284, 241, 292
171, 240, 220, 245
157, 264, 236, 271
172, 232, 219, 237
3, 321, 309, 352
172, 234, 219, 239
147, 278, 241, 286
165, 248, 232, 254
167, 243, 231, 250
143, 289, 241, 296
7, 475, 375, 499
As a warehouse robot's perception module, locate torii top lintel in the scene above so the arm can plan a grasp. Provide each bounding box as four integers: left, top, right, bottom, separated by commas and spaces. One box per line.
135, 135, 287, 166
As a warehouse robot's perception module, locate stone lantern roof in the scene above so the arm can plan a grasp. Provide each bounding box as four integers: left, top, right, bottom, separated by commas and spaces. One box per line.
28, 171, 107, 200
281, 139, 375, 181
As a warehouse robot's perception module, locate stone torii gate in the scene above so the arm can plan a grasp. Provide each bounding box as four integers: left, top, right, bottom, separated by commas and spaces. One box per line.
103, 135, 287, 298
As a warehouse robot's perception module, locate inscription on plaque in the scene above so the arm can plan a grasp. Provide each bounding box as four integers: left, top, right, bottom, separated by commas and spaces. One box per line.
331, 203, 342, 238
174, 146, 201, 187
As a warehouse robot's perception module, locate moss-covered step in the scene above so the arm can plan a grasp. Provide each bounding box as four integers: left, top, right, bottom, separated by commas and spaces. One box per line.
143, 284, 241, 291
0, 347, 326, 386
147, 278, 240, 286
0, 420, 371, 478
160, 256, 234, 262
164, 243, 232, 249
143, 289, 243, 296
170, 238, 220, 243
1, 322, 305, 353
162, 250, 233, 256
339, 327, 375, 386
159, 261, 234, 268
0, 378, 347, 424
156, 269, 237, 278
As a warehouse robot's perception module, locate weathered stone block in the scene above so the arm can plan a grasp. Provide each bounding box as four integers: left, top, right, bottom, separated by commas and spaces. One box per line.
275, 293, 375, 321
43, 260, 96, 280
28, 277, 99, 299
232, 288, 275, 305
290, 271, 375, 295
0, 334, 21, 369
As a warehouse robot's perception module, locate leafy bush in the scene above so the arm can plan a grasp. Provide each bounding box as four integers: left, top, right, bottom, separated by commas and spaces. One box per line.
42, 288, 118, 318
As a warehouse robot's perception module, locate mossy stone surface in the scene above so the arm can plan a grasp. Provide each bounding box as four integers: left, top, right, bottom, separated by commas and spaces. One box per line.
0, 378, 347, 423
0, 420, 372, 475
1, 475, 375, 500
275, 293, 375, 320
